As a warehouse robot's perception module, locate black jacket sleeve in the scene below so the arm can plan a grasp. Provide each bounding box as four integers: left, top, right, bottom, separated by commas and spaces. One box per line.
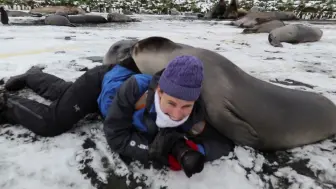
103, 76, 150, 164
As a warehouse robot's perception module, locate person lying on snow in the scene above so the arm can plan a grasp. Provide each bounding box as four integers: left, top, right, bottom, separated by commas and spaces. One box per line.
103, 55, 234, 177
0, 55, 234, 177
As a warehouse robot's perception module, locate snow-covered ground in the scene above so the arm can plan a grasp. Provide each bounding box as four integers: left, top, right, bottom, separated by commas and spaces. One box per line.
1, 14, 336, 189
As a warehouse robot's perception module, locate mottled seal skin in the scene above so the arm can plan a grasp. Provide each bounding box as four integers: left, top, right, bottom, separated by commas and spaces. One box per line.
129, 36, 336, 151
268, 24, 323, 47
0, 6, 9, 25
44, 14, 76, 27
242, 20, 285, 34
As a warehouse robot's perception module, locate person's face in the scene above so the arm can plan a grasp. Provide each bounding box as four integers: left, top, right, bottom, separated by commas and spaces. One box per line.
157, 87, 195, 121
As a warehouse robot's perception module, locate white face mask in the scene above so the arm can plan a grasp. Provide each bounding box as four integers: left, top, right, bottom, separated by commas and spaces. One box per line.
154, 91, 189, 128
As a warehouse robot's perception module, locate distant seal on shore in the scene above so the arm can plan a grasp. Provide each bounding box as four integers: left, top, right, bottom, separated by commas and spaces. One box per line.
231, 11, 298, 28
68, 15, 107, 24
55, 10, 69, 19
268, 24, 323, 47
127, 36, 336, 151
44, 14, 75, 27
242, 20, 285, 34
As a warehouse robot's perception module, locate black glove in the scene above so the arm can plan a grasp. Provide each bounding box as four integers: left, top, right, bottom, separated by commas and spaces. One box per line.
148, 128, 184, 166
171, 140, 205, 178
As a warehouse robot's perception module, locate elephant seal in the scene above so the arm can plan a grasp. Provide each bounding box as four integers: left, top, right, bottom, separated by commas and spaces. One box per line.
55, 10, 69, 19
242, 20, 285, 34
128, 36, 336, 151
268, 24, 323, 47
68, 15, 107, 24
205, 0, 227, 19
231, 11, 298, 28
44, 14, 75, 27
0, 6, 9, 25
223, 0, 239, 19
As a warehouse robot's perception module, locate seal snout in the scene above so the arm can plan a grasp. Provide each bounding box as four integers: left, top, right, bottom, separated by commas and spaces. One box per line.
268, 33, 283, 47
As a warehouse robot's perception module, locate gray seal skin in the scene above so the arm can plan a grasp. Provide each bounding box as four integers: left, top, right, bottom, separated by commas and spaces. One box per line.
44, 14, 75, 27
242, 20, 285, 34
68, 15, 107, 24
55, 10, 69, 19
268, 24, 323, 47
128, 36, 336, 151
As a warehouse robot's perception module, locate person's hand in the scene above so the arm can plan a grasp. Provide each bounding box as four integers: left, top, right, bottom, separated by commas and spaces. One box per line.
171, 139, 205, 177
148, 128, 184, 165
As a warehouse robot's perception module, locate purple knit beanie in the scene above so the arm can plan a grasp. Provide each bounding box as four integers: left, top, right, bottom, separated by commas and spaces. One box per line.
158, 55, 204, 101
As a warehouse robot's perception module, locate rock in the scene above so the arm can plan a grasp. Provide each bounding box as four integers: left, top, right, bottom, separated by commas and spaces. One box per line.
107, 13, 139, 22
29, 6, 86, 15
55, 51, 66, 54
68, 15, 107, 24
84, 56, 104, 63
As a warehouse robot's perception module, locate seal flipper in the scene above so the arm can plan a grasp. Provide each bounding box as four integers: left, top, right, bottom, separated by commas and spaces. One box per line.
268, 33, 283, 47
219, 101, 260, 148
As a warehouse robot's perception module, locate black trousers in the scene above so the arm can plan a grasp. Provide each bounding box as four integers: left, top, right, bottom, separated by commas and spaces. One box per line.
3, 65, 111, 136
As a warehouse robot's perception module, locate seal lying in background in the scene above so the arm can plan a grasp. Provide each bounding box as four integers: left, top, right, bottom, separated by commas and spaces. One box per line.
231, 11, 298, 28
124, 36, 336, 151
68, 15, 107, 24
44, 14, 76, 27
268, 24, 323, 47
242, 20, 285, 34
